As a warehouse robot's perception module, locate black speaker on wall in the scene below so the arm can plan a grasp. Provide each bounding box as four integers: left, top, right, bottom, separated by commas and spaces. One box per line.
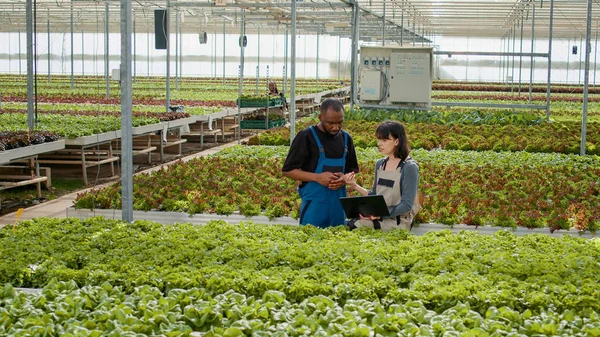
154, 9, 168, 50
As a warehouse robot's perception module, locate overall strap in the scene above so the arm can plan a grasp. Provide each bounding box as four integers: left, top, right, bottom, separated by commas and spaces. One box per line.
342, 131, 349, 160
309, 126, 325, 156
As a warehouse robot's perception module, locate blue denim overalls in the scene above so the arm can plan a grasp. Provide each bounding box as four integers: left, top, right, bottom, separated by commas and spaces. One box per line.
298, 126, 348, 228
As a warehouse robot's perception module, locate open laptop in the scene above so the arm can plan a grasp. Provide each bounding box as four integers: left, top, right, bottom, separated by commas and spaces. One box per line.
339, 195, 390, 219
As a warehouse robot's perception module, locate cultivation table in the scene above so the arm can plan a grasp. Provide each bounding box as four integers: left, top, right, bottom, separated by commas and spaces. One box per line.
131, 117, 195, 161
38, 135, 119, 186
0, 140, 65, 197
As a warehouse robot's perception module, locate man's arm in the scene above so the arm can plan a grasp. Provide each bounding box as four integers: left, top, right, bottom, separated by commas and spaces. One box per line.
283, 169, 340, 187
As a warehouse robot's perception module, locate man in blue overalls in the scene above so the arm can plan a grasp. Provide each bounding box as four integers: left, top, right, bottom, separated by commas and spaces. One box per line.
282, 98, 359, 228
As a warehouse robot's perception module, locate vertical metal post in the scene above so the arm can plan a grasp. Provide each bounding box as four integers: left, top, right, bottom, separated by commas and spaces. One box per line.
175, 10, 179, 90
412, 13, 416, 45
214, 31, 217, 78
255, 66, 259, 95
105, 1, 110, 99
580, 0, 592, 155
27, 0, 34, 132
594, 29, 598, 87
511, 24, 516, 93
350, 1, 360, 111
18, 30, 22, 75
400, 8, 404, 46
223, 21, 226, 84
284, 28, 288, 95
505, 29, 510, 83
500, 35, 504, 82
147, 30, 150, 77
382, 0, 386, 46
70, 2, 74, 89
256, 27, 260, 81
47, 11, 50, 83
238, 10, 246, 143
9, 32, 12, 72
133, 15, 136, 83
303, 35, 306, 78
567, 37, 570, 83
529, 4, 535, 103
290, 0, 297, 143
518, 12, 524, 96
166, 0, 171, 112
545, 0, 554, 120
120, 0, 133, 222
82, 30, 84, 76
337, 36, 341, 81
316, 30, 319, 85
179, 15, 183, 83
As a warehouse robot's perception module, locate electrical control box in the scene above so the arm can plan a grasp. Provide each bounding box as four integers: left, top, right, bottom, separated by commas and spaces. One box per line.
359, 46, 433, 107
360, 70, 383, 101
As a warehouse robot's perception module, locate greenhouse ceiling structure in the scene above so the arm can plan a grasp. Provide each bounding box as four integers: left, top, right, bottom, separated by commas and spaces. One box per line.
0, 0, 597, 42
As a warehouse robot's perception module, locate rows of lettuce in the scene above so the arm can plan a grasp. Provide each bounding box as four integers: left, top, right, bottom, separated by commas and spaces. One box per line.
2, 217, 600, 335
251, 112, 600, 155
75, 146, 600, 231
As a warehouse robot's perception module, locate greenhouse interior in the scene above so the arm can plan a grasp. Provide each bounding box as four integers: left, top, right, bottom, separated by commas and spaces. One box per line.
1, 0, 600, 335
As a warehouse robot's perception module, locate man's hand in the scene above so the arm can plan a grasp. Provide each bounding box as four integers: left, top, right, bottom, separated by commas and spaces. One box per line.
327, 172, 346, 190
359, 214, 381, 221
316, 172, 341, 187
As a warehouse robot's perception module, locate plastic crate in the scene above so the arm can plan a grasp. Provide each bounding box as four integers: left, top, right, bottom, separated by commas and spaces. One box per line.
240, 118, 286, 129
236, 97, 283, 108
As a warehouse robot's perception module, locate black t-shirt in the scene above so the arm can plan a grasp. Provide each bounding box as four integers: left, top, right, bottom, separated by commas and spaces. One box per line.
282, 125, 359, 186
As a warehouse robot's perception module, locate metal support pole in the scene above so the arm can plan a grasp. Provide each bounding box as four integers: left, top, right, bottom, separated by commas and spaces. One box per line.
284, 28, 288, 95
18, 30, 22, 75
214, 31, 217, 78
502, 28, 512, 84
179, 15, 182, 84
166, 0, 171, 112
529, 4, 535, 103
500, 35, 504, 82
350, 1, 360, 110
518, 13, 524, 96
120, 0, 133, 222
47, 11, 50, 83
337, 36, 341, 81
133, 15, 136, 83
400, 9, 404, 46
257, 27, 261, 79
9, 32, 11, 71
545, 0, 554, 120
382, 0, 386, 46
237, 11, 246, 143
105, 1, 110, 99
147, 30, 150, 77
222, 21, 226, 84
412, 15, 416, 45
27, 0, 34, 132
303, 35, 306, 78
316, 30, 319, 85
70, 2, 74, 89
82, 31, 84, 76
511, 24, 516, 93
567, 37, 570, 83
580, 0, 592, 155
594, 30, 598, 87
290, 1, 297, 143
175, 11, 179, 90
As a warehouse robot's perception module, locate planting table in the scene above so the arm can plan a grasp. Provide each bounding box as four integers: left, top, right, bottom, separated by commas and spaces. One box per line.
0, 140, 65, 197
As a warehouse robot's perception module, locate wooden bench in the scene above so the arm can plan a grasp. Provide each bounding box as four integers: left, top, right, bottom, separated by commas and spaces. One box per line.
37, 143, 118, 185
0, 163, 51, 198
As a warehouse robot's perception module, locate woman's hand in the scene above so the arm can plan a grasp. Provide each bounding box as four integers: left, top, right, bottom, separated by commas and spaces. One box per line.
343, 172, 356, 188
